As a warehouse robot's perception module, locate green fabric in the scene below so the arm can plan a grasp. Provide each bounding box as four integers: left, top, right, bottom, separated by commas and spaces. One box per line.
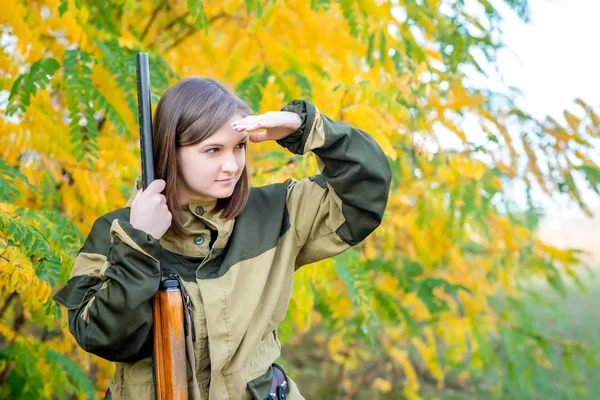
277, 100, 316, 154
308, 174, 327, 189
279, 99, 392, 246
160, 250, 204, 282
247, 366, 274, 400
52, 214, 162, 362
79, 208, 129, 255
115, 219, 164, 261
53, 275, 102, 309
52, 98, 390, 399
315, 113, 392, 245
196, 180, 290, 279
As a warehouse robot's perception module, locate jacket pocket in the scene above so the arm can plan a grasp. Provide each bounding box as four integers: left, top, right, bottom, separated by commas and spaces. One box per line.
226, 329, 281, 376
123, 357, 154, 386
247, 365, 273, 400
53, 276, 103, 310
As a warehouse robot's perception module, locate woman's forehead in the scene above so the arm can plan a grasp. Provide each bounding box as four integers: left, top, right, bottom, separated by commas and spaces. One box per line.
200, 127, 247, 146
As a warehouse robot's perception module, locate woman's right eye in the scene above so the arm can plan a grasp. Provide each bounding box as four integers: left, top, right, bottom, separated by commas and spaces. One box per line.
207, 148, 219, 154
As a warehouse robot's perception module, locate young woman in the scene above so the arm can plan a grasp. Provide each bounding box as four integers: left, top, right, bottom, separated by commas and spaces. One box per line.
53, 77, 392, 400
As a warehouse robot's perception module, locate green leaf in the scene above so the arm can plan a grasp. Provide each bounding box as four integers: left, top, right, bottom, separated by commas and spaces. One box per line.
366, 31, 375, 68
235, 66, 271, 112
6, 58, 60, 116
379, 29, 387, 64
546, 263, 567, 298
58, 0, 68, 16
340, 0, 359, 38
45, 348, 96, 398
283, 70, 312, 100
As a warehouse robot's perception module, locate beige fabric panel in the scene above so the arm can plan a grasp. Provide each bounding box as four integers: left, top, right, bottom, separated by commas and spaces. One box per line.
80, 296, 95, 323
199, 229, 299, 399
109, 281, 209, 400
109, 229, 302, 399
110, 219, 159, 262
99, 260, 111, 280
285, 176, 351, 268
286, 375, 307, 400
109, 360, 154, 399
69, 252, 107, 279
160, 222, 212, 257
182, 280, 211, 400
81, 281, 109, 323
302, 109, 325, 154
285, 107, 353, 266
159, 200, 235, 257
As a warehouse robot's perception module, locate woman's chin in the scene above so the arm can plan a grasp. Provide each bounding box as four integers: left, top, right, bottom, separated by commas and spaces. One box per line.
210, 187, 236, 199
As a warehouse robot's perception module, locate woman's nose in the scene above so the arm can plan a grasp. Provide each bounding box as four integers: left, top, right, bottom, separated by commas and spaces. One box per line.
222, 154, 239, 173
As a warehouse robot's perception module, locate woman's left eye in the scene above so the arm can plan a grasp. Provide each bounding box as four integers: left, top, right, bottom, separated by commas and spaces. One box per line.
237, 142, 247, 149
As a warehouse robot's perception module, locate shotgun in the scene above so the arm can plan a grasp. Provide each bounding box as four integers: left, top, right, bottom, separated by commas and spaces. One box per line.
135, 52, 189, 400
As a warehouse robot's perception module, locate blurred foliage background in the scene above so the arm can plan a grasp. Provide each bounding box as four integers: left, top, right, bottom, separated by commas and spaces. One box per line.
1, 0, 599, 398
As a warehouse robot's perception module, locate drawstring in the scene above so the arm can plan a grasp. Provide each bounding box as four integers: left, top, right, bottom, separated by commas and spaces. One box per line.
165, 273, 202, 400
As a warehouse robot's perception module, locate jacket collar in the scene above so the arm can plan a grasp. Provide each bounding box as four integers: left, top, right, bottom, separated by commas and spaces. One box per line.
126, 175, 235, 257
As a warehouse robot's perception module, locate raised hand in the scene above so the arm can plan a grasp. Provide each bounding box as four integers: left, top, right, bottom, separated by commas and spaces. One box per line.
230, 111, 302, 143
130, 179, 172, 240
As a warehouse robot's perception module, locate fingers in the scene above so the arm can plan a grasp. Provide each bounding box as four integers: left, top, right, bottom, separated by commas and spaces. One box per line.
231, 120, 262, 132
231, 114, 276, 132
146, 179, 166, 194
249, 131, 269, 143
137, 180, 167, 205
232, 122, 261, 132
131, 189, 142, 206
230, 115, 257, 127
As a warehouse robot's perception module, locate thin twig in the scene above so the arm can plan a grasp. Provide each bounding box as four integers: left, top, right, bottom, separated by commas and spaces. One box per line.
0, 292, 16, 319
163, 27, 196, 52
140, 0, 166, 41
0, 303, 24, 386
164, 11, 190, 32
162, 12, 233, 52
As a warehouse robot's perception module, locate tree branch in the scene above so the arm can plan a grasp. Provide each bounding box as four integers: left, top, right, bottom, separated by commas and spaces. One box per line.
161, 12, 234, 52
141, 0, 166, 42
164, 11, 190, 32
0, 292, 16, 319
163, 26, 196, 52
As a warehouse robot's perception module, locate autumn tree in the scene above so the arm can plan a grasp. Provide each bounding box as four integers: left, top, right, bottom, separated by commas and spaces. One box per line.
1, 0, 599, 398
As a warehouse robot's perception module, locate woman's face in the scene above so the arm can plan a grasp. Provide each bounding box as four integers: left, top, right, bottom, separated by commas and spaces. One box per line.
176, 114, 248, 205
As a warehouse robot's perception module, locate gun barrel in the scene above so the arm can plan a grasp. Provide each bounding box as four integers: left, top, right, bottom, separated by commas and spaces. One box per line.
135, 53, 190, 400
135, 53, 155, 190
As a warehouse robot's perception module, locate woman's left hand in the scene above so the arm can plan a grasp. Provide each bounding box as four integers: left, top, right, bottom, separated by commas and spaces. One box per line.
230, 111, 302, 143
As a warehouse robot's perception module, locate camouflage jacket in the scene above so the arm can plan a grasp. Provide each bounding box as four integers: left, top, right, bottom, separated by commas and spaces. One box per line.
53, 100, 392, 399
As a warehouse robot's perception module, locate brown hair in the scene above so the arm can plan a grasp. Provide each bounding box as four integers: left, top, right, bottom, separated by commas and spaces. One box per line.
152, 77, 252, 237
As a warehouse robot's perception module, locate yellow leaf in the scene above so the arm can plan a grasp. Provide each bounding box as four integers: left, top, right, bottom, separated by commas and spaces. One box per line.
441, 119, 469, 144
564, 111, 581, 132
372, 377, 392, 393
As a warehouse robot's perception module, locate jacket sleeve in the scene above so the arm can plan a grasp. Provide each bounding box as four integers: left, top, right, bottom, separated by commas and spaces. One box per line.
52, 214, 162, 362
278, 100, 392, 268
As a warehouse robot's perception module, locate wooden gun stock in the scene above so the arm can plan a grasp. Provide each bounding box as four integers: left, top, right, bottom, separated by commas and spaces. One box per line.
135, 53, 189, 400
152, 281, 189, 399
